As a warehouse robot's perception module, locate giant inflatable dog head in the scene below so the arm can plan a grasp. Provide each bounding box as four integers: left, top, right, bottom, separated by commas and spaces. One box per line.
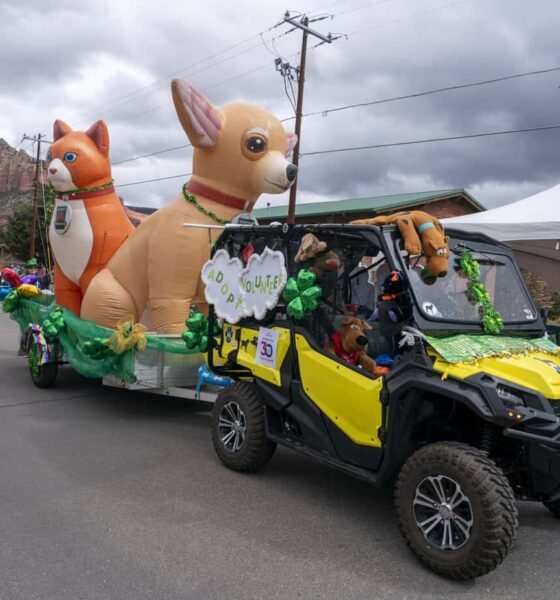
171, 79, 297, 206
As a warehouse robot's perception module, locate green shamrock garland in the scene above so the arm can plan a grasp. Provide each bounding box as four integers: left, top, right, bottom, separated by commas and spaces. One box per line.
283, 269, 322, 320
182, 308, 219, 352
42, 309, 66, 340
459, 250, 503, 335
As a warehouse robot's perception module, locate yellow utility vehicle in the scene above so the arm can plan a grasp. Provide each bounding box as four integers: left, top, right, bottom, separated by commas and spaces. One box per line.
207, 223, 560, 580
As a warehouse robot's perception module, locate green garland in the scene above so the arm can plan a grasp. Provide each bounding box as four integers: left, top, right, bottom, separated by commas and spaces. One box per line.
459, 250, 504, 335
54, 180, 115, 196
182, 184, 229, 225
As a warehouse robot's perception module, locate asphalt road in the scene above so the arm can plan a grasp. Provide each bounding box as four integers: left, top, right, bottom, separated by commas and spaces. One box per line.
0, 314, 559, 600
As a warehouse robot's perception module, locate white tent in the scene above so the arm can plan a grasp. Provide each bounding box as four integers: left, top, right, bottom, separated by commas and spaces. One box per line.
443, 184, 560, 293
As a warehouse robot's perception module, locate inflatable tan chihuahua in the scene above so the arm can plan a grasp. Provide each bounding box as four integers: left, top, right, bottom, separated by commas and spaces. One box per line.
81, 79, 297, 333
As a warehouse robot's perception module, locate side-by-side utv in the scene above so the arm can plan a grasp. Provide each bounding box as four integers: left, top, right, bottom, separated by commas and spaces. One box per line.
207, 222, 560, 580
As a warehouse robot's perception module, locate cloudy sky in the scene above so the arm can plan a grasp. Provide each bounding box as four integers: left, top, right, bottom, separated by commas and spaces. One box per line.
1, 0, 559, 213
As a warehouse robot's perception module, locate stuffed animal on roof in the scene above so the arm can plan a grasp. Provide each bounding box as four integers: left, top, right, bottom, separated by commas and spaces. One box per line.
351, 211, 449, 278
325, 316, 376, 374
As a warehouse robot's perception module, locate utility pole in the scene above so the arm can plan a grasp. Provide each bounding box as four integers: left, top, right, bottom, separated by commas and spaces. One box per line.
22, 133, 45, 260
282, 12, 333, 224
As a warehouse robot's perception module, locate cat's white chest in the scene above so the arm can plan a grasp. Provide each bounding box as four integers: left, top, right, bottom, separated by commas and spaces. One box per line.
49, 199, 94, 285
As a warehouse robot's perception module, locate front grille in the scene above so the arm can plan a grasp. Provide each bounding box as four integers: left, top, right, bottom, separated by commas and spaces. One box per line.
552, 402, 560, 418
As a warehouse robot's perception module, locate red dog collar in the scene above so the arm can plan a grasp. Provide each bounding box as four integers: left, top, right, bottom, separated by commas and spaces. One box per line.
331, 332, 360, 365
186, 179, 250, 211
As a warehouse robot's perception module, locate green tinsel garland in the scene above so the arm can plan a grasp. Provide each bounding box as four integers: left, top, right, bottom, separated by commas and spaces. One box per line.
182, 184, 230, 225
459, 250, 504, 335
54, 180, 115, 196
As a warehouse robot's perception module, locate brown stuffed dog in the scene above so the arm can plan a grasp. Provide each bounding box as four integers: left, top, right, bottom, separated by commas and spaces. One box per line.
351, 211, 449, 278
294, 233, 340, 278
325, 316, 376, 374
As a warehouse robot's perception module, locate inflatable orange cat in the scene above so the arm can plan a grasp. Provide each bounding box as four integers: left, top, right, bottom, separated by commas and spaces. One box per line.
46, 120, 134, 315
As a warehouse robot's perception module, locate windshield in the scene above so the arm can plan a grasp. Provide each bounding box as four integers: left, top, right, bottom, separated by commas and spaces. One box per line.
401, 243, 537, 324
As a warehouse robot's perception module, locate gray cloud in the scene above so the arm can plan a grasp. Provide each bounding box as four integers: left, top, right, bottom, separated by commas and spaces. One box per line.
2, 0, 560, 212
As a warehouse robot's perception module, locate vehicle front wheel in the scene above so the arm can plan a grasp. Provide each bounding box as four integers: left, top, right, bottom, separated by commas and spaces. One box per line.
211, 382, 276, 473
28, 335, 58, 388
394, 442, 518, 580
543, 498, 560, 519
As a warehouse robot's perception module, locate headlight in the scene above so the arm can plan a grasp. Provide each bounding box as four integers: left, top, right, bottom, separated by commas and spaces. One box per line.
497, 385, 525, 408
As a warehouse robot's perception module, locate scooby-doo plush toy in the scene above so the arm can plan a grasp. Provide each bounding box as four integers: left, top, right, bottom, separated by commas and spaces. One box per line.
352, 211, 449, 278
325, 316, 376, 374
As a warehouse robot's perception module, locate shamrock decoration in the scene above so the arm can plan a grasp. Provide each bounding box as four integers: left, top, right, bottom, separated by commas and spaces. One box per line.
82, 338, 115, 360
182, 308, 219, 352
283, 269, 322, 320
459, 250, 503, 335
1, 290, 19, 313
42, 309, 66, 340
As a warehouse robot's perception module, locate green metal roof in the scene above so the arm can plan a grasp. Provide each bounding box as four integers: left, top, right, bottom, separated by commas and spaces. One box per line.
253, 188, 485, 219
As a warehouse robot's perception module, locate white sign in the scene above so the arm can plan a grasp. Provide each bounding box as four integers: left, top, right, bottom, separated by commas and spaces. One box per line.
202, 247, 287, 323
201, 250, 244, 323
255, 327, 280, 368
240, 247, 287, 320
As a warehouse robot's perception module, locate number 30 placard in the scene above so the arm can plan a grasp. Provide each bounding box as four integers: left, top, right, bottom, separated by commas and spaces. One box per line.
255, 327, 280, 369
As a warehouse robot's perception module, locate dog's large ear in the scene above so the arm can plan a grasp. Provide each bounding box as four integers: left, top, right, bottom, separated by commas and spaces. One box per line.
171, 79, 222, 148
285, 132, 298, 156
85, 120, 110, 157
53, 120, 72, 141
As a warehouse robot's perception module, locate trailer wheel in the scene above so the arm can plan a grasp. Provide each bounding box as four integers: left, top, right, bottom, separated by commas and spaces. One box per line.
543, 499, 560, 519
28, 335, 58, 389
212, 382, 276, 472
395, 442, 518, 580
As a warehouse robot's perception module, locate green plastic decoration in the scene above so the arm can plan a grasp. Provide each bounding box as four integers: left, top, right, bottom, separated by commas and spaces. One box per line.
182, 308, 219, 352
283, 269, 322, 320
459, 250, 503, 335
82, 338, 116, 360
1, 290, 19, 313
42, 309, 66, 340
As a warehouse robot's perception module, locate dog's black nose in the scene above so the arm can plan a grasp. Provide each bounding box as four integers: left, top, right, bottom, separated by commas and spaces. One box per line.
286, 164, 297, 182
356, 335, 368, 347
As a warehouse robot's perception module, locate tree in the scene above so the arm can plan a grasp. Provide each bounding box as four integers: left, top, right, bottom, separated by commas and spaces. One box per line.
0, 203, 48, 263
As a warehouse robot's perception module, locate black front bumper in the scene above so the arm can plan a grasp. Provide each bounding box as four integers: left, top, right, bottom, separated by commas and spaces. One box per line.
504, 420, 560, 501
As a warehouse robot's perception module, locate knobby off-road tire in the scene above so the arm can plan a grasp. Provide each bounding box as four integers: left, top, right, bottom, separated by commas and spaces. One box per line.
212, 382, 276, 472
28, 335, 58, 389
543, 499, 560, 519
395, 442, 518, 580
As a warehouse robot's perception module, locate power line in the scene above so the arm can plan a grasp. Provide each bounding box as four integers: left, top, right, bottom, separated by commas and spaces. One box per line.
294, 66, 560, 120
110, 124, 560, 191
110, 65, 560, 165
349, 0, 471, 36
113, 143, 192, 166
80, 27, 291, 123
115, 172, 192, 188
300, 124, 560, 157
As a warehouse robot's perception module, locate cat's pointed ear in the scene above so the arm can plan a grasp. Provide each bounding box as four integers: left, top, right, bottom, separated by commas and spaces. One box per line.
85, 120, 110, 157
53, 120, 72, 141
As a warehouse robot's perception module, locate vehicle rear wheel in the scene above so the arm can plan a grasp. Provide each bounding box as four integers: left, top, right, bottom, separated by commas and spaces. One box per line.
211, 382, 276, 472
543, 499, 560, 518
394, 442, 518, 580
28, 335, 58, 389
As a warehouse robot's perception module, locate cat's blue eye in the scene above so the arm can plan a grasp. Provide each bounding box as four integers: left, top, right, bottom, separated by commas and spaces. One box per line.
46, 151, 52, 161
63, 152, 77, 163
